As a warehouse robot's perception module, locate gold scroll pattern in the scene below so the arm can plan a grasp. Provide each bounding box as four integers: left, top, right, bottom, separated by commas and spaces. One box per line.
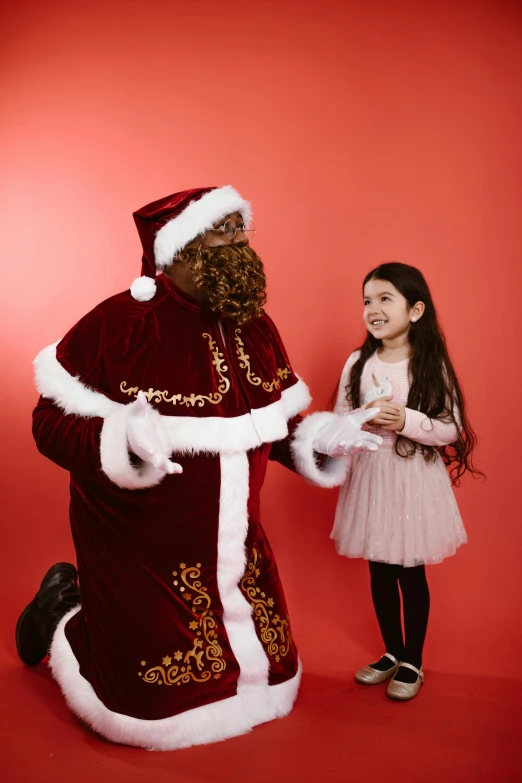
138, 563, 226, 687
234, 329, 291, 393
120, 333, 231, 408
239, 546, 292, 663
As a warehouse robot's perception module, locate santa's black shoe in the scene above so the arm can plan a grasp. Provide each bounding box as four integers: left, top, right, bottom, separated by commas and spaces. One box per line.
15, 562, 80, 666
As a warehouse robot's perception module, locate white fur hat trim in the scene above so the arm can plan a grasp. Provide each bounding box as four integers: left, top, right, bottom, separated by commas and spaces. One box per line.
154, 185, 252, 269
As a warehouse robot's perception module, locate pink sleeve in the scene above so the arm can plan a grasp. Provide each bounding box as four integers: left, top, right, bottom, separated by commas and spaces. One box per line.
400, 407, 459, 447
334, 352, 363, 416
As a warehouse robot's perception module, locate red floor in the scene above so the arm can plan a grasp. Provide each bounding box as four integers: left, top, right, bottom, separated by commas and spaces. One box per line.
2, 646, 521, 783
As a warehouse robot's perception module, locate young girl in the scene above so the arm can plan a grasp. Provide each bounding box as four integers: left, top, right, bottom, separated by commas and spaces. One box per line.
332, 262, 479, 700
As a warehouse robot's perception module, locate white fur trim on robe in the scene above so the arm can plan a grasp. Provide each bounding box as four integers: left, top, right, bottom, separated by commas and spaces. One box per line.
217, 453, 270, 688
49, 607, 302, 751
291, 411, 350, 488
33, 343, 312, 488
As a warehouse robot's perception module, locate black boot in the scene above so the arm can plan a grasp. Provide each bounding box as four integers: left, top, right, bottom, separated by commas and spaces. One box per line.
16, 562, 81, 666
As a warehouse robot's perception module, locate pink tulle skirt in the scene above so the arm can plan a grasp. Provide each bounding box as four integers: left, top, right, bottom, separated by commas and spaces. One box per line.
331, 445, 467, 567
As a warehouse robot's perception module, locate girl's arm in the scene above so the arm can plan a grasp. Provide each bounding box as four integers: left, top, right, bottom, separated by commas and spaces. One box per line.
399, 407, 459, 447
399, 363, 461, 446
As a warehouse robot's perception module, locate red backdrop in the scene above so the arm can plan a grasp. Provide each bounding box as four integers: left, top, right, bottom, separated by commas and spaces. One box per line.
1, 0, 521, 682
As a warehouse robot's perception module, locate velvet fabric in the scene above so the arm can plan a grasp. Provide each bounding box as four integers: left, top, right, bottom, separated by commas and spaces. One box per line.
55, 273, 299, 419
57, 447, 300, 720
32, 275, 305, 736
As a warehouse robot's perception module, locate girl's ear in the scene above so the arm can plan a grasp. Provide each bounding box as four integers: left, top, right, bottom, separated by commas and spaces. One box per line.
411, 301, 425, 322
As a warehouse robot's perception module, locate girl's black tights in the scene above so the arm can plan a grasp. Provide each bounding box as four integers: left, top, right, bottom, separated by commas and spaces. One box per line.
369, 560, 430, 671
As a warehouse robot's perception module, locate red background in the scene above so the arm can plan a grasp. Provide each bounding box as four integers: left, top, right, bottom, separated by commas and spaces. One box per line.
1, 0, 521, 769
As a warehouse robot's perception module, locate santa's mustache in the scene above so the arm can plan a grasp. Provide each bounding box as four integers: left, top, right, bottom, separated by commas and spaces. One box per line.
178, 244, 267, 325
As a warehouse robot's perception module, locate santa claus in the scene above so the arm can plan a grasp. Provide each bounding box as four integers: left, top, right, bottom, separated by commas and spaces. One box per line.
16, 186, 381, 750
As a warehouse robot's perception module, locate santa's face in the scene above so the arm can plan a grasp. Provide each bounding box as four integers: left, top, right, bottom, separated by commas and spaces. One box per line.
363, 278, 414, 341
186, 212, 250, 249
175, 212, 266, 325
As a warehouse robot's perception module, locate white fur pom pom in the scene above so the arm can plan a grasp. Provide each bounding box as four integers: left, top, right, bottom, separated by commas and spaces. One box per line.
130, 276, 156, 302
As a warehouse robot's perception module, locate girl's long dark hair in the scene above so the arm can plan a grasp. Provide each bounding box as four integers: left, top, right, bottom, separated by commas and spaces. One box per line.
347, 263, 481, 485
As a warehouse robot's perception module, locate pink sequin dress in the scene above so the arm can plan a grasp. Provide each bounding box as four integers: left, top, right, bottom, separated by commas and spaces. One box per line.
331, 351, 467, 567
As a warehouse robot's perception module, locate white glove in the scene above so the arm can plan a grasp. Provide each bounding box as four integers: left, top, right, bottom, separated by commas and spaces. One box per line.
313, 408, 383, 457
126, 392, 182, 475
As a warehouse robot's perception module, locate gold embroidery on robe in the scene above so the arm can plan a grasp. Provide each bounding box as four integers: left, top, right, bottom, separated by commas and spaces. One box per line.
234, 329, 291, 393
120, 333, 231, 408
138, 563, 226, 686
239, 546, 292, 662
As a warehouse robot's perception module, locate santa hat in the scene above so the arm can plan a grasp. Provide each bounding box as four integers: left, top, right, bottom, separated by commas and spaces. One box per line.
130, 186, 252, 302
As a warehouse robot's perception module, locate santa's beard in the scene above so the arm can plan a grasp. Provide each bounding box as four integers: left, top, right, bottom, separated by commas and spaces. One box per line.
176, 244, 267, 326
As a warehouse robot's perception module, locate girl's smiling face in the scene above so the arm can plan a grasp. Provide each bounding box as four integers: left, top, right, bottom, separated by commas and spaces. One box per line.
363, 278, 423, 341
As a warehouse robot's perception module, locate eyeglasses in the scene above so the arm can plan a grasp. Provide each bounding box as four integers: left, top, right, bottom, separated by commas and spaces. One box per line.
209, 218, 256, 241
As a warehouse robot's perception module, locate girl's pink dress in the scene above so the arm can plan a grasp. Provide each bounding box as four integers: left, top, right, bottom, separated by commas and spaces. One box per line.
331, 351, 467, 567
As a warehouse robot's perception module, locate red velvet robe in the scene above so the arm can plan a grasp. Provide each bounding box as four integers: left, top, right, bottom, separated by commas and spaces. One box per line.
32, 273, 347, 750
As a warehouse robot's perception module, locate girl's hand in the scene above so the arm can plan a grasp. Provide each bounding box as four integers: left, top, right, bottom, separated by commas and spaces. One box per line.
379, 405, 406, 432
365, 395, 393, 409
365, 397, 404, 429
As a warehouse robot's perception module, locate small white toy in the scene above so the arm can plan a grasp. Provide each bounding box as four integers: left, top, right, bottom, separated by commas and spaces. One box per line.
364, 373, 402, 405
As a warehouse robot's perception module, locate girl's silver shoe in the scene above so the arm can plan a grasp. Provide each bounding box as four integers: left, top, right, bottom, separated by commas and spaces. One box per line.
386, 662, 424, 700
354, 653, 400, 685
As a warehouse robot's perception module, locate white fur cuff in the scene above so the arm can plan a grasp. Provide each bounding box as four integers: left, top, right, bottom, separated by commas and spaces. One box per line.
99, 406, 166, 490
291, 412, 350, 488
